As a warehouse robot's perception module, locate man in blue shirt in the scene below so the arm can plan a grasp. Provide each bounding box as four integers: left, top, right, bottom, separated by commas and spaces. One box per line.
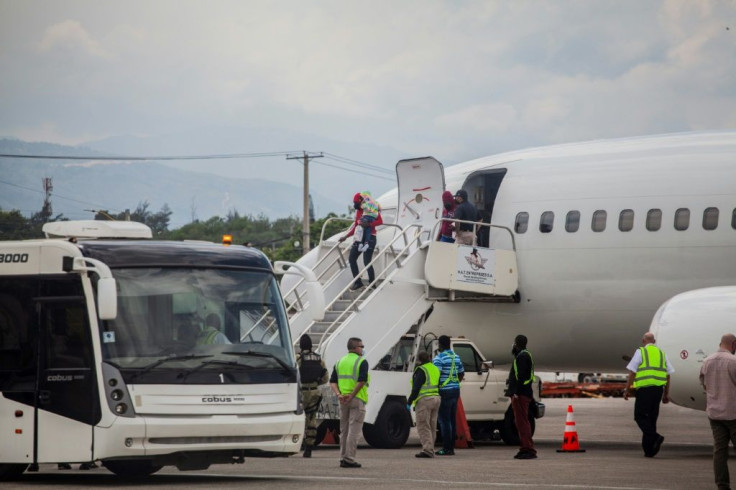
432, 335, 465, 455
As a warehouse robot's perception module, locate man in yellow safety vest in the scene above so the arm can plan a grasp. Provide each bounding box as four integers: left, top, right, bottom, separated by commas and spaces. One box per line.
624, 332, 674, 457
329, 337, 369, 468
407, 351, 441, 458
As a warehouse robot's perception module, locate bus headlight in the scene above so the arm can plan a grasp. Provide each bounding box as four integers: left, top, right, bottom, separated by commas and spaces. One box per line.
102, 363, 135, 418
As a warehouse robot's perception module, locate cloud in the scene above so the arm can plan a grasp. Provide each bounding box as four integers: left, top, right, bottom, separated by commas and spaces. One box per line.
37, 20, 110, 59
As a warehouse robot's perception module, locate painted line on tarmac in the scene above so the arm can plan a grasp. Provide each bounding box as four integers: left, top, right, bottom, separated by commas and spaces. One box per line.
207, 473, 665, 490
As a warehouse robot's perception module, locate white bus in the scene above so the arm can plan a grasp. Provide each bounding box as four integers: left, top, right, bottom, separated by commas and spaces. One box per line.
0, 221, 304, 479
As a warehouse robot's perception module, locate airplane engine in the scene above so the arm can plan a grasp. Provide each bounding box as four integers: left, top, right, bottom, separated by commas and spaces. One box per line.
649, 286, 736, 411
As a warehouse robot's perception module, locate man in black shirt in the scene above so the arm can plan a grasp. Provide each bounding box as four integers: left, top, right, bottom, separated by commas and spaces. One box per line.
453, 189, 478, 245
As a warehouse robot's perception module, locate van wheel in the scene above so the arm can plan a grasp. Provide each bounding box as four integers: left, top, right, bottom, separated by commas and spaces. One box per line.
0, 464, 28, 481
362, 400, 411, 449
103, 459, 163, 477
498, 405, 535, 446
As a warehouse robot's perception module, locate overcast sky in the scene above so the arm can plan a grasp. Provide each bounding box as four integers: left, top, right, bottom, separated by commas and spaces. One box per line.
1, 1, 735, 175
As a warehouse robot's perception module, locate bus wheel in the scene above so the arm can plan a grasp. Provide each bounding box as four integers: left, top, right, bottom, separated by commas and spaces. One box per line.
103, 459, 163, 477
498, 405, 536, 446
0, 464, 28, 481
362, 400, 411, 449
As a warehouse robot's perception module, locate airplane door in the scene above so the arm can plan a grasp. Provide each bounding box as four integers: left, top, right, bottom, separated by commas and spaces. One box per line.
396, 157, 446, 239
35, 298, 98, 463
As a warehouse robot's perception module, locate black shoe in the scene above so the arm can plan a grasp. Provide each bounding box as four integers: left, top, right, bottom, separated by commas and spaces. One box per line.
513, 451, 524, 459
349, 282, 364, 291
79, 462, 98, 470
303, 447, 312, 458
58, 463, 72, 470
436, 449, 455, 456
415, 451, 433, 458
340, 460, 362, 468
516, 452, 537, 459
651, 435, 664, 457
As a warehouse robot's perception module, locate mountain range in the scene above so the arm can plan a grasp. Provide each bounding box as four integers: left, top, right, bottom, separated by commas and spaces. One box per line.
0, 130, 408, 229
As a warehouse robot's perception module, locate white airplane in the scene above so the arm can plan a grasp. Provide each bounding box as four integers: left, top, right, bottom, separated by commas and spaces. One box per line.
295, 130, 736, 413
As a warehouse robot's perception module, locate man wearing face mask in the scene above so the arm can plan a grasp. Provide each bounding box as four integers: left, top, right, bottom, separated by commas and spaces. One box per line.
437, 190, 456, 242
339, 192, 383, 291
507, 334, 537, 459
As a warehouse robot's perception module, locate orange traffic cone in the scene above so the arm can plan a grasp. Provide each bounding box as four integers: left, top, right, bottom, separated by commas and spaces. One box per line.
322, 427, 338, 445
556, 404, 586, 453
454, 397, 474, 449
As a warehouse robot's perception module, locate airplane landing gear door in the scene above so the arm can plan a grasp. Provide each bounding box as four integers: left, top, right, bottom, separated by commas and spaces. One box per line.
395, 157, 446, 240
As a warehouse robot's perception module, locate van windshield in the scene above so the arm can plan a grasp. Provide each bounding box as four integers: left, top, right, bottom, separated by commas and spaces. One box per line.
100, 267, 295, 384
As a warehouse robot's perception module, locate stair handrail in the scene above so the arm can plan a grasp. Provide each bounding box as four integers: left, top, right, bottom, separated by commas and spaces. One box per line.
429, 218, 517, 251
310, 224, 424, 350
284, 220, 411, 315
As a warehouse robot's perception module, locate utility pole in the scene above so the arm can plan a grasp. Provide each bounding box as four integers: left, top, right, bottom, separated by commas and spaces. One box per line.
286, 151, 323, 256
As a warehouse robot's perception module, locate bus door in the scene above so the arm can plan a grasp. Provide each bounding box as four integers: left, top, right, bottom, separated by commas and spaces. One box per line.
35, 298, 99, 463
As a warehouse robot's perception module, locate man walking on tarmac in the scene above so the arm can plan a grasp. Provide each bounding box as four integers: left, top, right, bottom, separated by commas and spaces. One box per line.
330, 337, 369, 468
297, 334, 328, 458
433, 335, 464, 456
408, 351, 441, 458
624, 332, 674, 457
699, 333, 736, 490
508, 334, 537, 459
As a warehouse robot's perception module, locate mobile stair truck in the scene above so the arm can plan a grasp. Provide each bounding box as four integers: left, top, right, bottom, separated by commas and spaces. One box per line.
277, 157, 543, 449
0, 220, 322, 480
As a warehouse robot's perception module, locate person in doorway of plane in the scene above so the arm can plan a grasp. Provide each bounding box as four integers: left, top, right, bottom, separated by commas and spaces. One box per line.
437, 190, 456, 242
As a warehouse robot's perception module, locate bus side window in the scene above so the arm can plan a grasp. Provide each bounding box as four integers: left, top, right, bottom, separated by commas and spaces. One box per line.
0, 279, 38, 391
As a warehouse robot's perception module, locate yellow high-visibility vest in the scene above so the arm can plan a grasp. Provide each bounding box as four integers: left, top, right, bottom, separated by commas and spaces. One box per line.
336, 352, 369, 404
411, 362, 440, 405
633, 344, 668, 388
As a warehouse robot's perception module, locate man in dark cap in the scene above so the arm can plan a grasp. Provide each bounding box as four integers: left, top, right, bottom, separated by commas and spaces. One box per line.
507, 334, 537, 459
453, 189, 478, 245
297, 334, 328, 457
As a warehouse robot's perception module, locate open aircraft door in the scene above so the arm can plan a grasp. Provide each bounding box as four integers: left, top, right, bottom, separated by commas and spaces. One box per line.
395, 157, 446, 240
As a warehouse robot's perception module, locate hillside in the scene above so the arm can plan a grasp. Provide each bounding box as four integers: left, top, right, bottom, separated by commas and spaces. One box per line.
0, 139, 346, 229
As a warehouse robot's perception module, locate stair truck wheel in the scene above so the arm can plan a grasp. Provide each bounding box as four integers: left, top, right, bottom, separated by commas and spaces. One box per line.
362, 399, 411, 449
102, 459, 163, 477
498, 405, 536, 446
0, 464, 28, 481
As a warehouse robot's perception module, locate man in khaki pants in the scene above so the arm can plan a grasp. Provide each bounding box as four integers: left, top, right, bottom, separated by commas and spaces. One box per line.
330, 337, 369, 468
408, 351, 441, 458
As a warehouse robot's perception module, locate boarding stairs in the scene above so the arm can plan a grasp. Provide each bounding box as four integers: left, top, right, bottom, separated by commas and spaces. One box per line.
280, 222, 519, 373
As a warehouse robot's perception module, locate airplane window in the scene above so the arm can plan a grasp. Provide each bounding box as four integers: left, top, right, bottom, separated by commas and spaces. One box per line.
703, 207, 719, 230
565, 211, 580, 232
539, 211, 554, 233
515, 212, 529, 234
646, 209, 662, 231
674, 208, 690, 231
591, 210, 607, 232
619, 209, 634, 232
732, 209, 736, 230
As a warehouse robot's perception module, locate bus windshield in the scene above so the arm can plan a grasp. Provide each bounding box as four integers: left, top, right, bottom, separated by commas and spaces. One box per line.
100, 267, 295, 384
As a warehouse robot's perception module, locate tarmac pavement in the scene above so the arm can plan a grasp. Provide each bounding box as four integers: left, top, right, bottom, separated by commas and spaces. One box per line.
4, 398, 723, 490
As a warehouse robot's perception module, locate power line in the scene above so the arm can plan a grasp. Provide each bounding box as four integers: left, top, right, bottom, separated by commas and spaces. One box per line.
0, 179, 120, 211
0, 151, 297, 161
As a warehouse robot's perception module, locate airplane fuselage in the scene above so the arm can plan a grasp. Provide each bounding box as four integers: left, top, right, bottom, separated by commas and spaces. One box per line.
383, 131, 736, 371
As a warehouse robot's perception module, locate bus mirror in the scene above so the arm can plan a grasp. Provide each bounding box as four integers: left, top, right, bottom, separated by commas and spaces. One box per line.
305, 281, 325, 322
274, 261, 325, 322
97, 277, 118, 320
